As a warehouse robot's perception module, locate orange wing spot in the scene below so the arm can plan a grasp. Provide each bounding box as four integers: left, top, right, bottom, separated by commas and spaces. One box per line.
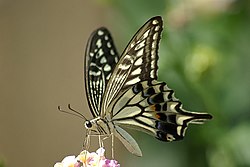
150, 105, 156, 111
156, 113, 161, 119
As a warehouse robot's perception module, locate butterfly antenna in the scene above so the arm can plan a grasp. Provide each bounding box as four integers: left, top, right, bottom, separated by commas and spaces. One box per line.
58, 104, 87, 121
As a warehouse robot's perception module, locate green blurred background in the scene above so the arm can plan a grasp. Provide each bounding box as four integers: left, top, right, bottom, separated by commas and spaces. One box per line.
1, 0, 250, 167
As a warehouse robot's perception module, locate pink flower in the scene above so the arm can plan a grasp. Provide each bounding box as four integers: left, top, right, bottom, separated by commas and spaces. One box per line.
54, 148, 120, 167
100, 159, 120, 167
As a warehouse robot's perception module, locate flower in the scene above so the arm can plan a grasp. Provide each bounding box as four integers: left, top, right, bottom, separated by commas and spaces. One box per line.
54, 148, 120, 167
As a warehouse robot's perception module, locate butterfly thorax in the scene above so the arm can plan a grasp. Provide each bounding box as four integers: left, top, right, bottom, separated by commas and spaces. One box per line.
84, 116, 112, 135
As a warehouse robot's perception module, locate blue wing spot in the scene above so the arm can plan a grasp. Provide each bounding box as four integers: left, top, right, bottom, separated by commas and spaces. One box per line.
132, 83, 143, 94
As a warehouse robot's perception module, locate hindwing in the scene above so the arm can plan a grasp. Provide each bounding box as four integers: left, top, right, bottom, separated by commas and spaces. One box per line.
111, 80, 212, 141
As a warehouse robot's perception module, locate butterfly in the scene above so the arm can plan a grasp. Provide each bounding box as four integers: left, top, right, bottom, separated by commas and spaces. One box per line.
59, 16, 212, 157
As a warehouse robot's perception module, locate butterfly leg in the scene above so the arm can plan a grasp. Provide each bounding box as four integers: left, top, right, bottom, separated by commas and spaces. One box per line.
98, 134, 115, 158
111, 133, 114, 159
98, 135, 104, 148
83, 130, 91, 150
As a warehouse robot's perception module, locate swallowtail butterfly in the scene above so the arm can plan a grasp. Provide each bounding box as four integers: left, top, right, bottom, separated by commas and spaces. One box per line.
59, 16, 212, 157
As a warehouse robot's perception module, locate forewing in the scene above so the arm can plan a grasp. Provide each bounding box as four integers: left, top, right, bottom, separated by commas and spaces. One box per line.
102, 16, 163, 114
111, 80, 212, 142
85, 27, 119, 117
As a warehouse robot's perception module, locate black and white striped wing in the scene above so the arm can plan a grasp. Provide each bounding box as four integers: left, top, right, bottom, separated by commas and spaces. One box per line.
100, 16, 212, 156
111, 80, 212, 142
101, 16, 163, 114
85, 27, 119, 117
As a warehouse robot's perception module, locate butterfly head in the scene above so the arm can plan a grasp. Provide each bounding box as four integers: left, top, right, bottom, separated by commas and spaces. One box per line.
84, 117, 110, 135
84, 120, 93, 129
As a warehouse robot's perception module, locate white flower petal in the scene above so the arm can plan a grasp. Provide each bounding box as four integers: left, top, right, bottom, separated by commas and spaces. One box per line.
54, 162, 63, 167
61, 155, 76, 166
96, 147, 105, 156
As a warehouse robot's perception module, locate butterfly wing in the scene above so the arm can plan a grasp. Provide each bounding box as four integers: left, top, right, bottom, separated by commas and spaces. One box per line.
100, 16, 212, 156
85, 27, 119, 117
101, 16, 163, 115
111, 80, 212, 142
114, 125, 142, 156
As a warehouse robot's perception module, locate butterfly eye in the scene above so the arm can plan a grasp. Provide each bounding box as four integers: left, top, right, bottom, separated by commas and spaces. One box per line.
85, 121, 92, 129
